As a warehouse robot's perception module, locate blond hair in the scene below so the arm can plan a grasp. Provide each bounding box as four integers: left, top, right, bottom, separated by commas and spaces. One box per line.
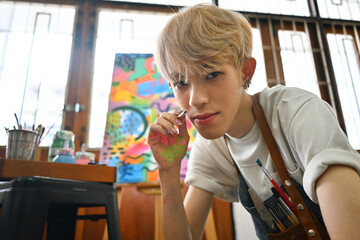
155, 3, 253, 82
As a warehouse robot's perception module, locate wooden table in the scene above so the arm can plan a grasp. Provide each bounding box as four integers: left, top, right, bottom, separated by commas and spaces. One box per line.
0, 158, 116, 183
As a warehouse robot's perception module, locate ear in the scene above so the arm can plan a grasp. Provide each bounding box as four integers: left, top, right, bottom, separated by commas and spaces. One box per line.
242, 57, 256, 82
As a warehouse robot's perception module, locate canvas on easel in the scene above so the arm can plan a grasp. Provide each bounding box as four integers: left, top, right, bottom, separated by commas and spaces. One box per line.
99, 53, 196, 183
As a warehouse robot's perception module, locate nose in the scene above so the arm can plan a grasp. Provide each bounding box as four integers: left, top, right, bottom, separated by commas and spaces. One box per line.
189, 82, 210, 107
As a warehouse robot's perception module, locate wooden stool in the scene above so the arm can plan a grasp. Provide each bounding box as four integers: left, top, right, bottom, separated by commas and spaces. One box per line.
0, 176, 121, 240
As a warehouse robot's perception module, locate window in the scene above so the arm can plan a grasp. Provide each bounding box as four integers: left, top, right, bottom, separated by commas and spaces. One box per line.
219, 0, 310, 16
327, 33, 360, 149
0, 1, 76, 146
278, 30, 321, 96
317, 0, 360, 20
247, 27, 268, 95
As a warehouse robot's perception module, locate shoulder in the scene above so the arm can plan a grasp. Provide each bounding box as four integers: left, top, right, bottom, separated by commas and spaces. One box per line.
258, 85, 331, 121
259, 85, 318, 108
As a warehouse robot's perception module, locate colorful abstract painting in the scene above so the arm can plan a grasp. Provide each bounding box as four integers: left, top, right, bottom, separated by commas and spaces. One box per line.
100, 53, 197, 183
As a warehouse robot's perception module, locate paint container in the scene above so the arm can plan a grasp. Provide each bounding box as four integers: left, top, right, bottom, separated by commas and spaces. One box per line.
48, 130, 75, 162
75, 143, 95, 165
6, 129, 40, 160
52, 139, 76, 164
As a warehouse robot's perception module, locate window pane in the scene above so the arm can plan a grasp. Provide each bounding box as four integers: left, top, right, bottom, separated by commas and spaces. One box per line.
219, 0, 310, 16
247, 28, 268, 95
327, 34, 360, 149
278, 30, 321, 96
88, 9, 174, 148
317, 0, 360, 21
105, 0, 212, 5
0, 1, 76, 146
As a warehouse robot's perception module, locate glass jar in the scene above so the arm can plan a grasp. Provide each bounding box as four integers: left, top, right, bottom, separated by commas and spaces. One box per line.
48, 130, 75, 162
52, 139, 76, 164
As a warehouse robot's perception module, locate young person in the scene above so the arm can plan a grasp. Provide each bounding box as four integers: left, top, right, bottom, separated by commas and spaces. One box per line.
147, 3, 360, 240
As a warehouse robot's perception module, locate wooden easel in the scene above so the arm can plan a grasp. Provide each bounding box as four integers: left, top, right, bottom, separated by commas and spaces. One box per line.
102, 182, 218, 240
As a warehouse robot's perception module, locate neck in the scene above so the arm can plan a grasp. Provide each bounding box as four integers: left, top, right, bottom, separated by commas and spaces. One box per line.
226, 94, 255, 138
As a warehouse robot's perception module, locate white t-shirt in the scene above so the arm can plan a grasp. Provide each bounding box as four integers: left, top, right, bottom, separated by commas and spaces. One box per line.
185, 85, 360, 203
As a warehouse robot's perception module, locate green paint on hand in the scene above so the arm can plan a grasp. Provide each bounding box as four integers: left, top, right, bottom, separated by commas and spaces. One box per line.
159, 136, 187, 163
149, 133, 188, 163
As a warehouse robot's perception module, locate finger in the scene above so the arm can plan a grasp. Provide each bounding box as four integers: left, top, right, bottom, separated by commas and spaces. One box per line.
158, 112, 185, 135
154, 117, 178, 135
169, 108, 182, 114
148, 123, 164, 135
177, 113, 189, 137
159, 111, 182, 126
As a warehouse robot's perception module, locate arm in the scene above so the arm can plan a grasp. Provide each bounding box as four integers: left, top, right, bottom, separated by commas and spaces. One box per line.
184, 186, 214, 240
315, 164, 360, 240
159, 167, 191, 239
160, 169, 213, 240
148, 110, 213, 239
271, 89, 360, 238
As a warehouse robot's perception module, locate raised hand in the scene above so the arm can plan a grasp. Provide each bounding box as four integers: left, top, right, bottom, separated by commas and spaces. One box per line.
147, 110, 190, 171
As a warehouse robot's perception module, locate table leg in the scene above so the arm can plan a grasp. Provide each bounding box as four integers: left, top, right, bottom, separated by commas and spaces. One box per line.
74, 208, 86, 240
155, 194, 164, 240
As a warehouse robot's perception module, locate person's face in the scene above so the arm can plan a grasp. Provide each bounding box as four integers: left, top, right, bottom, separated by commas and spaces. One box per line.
169, 63, 251, 139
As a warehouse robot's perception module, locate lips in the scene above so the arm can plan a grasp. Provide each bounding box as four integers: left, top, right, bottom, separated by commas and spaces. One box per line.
192, 112, 218, 126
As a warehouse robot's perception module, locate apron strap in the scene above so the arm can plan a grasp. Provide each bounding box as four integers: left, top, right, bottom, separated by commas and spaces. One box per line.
251, 93, 328, 240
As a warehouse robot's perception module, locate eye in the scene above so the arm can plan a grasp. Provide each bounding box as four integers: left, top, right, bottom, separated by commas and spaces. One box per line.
206, 72, 221, 80
173, 80, 188, 88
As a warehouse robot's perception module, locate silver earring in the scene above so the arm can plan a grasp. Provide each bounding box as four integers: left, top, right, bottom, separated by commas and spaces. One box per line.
243, 78, 252, 89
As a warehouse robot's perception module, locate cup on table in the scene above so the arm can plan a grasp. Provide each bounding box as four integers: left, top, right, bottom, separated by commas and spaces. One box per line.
6, 129, 40, 160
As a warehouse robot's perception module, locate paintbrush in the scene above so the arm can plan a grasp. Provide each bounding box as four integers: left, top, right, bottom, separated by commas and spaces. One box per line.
256, 159, 297, 216
14, 113, 20, 129
177, 110, 187, 118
